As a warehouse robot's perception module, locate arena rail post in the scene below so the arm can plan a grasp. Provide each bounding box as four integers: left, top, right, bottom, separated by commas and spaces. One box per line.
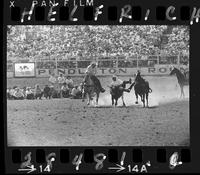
178, 52, 181, 67
56, 57, 58, 76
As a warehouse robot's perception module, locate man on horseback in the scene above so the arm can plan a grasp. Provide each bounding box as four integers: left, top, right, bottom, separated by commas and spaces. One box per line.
128, 70, 151, 91
83, 62, 105, 93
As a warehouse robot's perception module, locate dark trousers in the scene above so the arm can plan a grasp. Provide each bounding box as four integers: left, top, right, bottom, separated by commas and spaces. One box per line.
91, 75, 103, 88
27, 94, 34, 99
84, 75, 103, 89
35, 92, 43, 99
61, 90, 69, 98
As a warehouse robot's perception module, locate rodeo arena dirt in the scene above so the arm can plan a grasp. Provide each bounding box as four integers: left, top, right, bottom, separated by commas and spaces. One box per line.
7, 25, 190, 146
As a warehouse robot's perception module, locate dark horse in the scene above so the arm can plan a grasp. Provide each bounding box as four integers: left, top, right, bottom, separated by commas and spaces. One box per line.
81, 75, 100, 106
129, 79, 152, 107
169, 67, 189, 98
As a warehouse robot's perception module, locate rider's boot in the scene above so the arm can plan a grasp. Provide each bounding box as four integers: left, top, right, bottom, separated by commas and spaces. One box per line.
98, 82, 105, 93
100, 87, 105, 93
129, 78, 132, 84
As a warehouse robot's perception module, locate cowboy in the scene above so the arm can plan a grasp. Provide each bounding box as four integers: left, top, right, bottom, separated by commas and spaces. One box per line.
128, 70, 150, 90
84, 62, 105, 93
135, 70, 146, 84
110, 75, 130, 92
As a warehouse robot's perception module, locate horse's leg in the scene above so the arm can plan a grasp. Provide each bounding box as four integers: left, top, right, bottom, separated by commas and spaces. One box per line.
146, 93, 149, 107
82, 89, 85, 102
135, 93, 138, 104
112, 96, 114, 106
87, 93, 90, 105
140, 94, 144, 103
142, 94, 145, 107
122, 94, 126, 107
180, 85, 184, 98
95, 93, 99, 106
115, 99, 118, 106
182, 86, 185, 98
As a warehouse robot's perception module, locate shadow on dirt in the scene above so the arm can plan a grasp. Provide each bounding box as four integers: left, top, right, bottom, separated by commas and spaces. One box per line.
147, 106, 159, 109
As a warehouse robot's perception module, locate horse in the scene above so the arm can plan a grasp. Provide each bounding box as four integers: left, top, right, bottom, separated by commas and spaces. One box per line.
169, 67, 189, 98
129, 79, 152, 107
81, 75, 100, 106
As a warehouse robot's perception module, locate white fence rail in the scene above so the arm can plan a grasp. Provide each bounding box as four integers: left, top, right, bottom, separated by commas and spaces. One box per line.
7, 55, 189, 78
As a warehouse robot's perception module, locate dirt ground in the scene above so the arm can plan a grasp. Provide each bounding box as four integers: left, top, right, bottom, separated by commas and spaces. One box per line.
7, 76, 190, 146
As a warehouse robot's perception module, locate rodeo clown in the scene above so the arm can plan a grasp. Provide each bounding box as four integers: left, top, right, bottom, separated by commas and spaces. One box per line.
83, 62, 105, 93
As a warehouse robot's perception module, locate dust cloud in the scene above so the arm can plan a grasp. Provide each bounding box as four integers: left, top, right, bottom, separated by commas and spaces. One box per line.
93, 76, 189, 107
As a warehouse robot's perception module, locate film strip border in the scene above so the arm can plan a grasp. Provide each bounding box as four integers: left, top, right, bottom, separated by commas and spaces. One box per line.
4, 0, 200, 25
9, 6, 191, 22
5, 147, 191, 173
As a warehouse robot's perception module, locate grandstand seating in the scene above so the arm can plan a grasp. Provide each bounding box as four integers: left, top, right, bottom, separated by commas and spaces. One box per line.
7, 25, 189, 65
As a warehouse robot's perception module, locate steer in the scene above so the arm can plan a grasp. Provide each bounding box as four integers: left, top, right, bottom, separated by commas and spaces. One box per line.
109, 85, 126, 106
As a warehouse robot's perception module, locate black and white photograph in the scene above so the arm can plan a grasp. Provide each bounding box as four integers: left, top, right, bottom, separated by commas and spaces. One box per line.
7, 25, 189, 146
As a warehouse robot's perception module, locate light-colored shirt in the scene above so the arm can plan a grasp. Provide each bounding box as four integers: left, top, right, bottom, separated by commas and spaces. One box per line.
78, 86, 82, 91
66, 79, 73, 86
26, 90, 33, 95
58, 76, 66, 84
111, 78, 123, 86
71, 88, 79, 96
10, 89, 15, 96
61, 85, 69, 91
85, 65, 97, 75
49, 76, 57, 84
13, 91, 24, 98
35, 87, 42, 94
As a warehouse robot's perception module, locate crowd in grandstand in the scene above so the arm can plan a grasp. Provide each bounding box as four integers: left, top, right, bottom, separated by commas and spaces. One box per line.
7, 55, 189, 71
7, 76, 83, 100
7, 25, 189, 63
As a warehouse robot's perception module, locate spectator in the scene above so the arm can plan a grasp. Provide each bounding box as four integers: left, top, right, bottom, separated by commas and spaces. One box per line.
49, 85, 60, 98
65, 76, 74, 89
26, 87, 34, 99
34, 84, 43, 99
58, 74, 66, 90
22, 86, 27, 98
9, 87, 16, 99
13, 87, 25, 100
70, 85, 82, 99
43, 85, 51, 99
49, 73, 57, 87
61, 82, 70, 98
7, 88, 12, 99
